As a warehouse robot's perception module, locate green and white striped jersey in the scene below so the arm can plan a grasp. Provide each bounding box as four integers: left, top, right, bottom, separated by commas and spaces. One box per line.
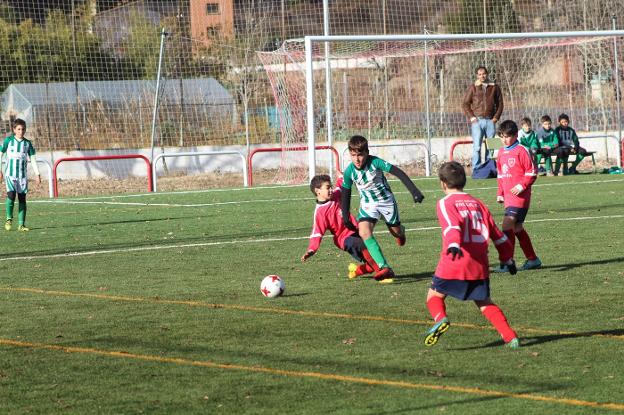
1, 135, 36, 179
342, 156, 394, 204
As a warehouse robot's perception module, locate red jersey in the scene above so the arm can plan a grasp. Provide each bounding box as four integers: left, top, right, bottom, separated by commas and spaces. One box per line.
307, 178, 357, 253
435, 192, 513, 280
496, 141, 537, 208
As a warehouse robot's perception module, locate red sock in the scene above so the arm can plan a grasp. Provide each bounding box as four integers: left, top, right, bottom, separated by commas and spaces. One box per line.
362, 248, 380, 271
515, 229, 537, 260
481, 304, 517, 343
503, 229, 516, 258
426, 297, 447, 322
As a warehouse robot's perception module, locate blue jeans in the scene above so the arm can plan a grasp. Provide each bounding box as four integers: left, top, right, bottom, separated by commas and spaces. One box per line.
471, 117, 496, 169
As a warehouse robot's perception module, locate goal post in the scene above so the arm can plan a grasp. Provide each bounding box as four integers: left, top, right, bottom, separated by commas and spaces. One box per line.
301, 30, 624, 180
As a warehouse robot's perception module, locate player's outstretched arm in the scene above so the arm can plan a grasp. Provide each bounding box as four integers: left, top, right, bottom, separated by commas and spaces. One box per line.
30, 154, 42, 183
389, 165, 424, 203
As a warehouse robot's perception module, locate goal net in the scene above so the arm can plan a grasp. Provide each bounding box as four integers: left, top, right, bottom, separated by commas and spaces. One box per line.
258, 33, 623, 181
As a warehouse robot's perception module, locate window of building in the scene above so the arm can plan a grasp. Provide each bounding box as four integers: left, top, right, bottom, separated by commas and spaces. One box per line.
206, 3, 219, 14
207, 25, 221, 38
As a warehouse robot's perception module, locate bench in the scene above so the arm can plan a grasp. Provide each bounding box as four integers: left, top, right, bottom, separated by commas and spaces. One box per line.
484, 138, 596, 173
536, 149, 597, 174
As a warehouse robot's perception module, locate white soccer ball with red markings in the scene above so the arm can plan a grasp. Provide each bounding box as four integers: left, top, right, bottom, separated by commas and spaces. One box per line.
260, 275, 285, 298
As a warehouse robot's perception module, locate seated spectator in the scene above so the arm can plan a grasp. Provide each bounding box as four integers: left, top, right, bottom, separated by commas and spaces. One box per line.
554, 113, 587, 175
535, 115, 560, 176
519, 117, 540, 169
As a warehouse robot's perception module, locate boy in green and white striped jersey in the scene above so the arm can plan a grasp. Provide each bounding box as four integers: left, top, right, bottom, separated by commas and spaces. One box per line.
341, 135, 425, 280
0, 119, 41, 231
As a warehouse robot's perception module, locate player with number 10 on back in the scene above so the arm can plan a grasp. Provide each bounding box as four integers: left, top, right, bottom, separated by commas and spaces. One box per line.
424, 161, 520, 349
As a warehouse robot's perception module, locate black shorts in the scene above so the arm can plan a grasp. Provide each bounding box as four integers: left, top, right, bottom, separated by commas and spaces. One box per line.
504, 206, 529, 224
554, 146, 572, 157
431, 276, 490, 301
343, 235, 365, 262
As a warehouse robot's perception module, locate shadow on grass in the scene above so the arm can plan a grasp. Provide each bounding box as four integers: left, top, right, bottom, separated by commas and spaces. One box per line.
529, 201, 624, 217
389, 271, 432, 284
39, 215, 199, 229
453, 328, 624, 350
36, 213, 309, 234
348, 271, 431, 285
538, 256, 624, 272
362, 390, 560, 415
281, 292, 310, 298
521, 328, 624, 346
0, 225, 312, 259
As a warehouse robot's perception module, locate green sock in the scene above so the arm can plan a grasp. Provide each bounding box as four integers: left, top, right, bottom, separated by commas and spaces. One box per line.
5, 198, 14, 220
18, 201, 26, 226
363, 236, 388, 269
544, 157, 552, 171
535, 154, 544, 171
571, 154, 584, 170
554, 158, 562, 174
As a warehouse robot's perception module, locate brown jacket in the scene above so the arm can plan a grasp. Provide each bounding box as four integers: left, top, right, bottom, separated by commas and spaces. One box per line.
462, 81, 503, 121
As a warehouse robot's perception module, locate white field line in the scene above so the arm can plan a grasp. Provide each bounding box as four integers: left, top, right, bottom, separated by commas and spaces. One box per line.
48, 183, 309, 200
31, 177, 624, 208
46, 176, 444, 201
31, 197, 310, 208
1, 215, 623, 262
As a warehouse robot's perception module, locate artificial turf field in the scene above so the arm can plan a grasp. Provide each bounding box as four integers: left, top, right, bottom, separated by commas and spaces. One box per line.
0, 173, 622, 414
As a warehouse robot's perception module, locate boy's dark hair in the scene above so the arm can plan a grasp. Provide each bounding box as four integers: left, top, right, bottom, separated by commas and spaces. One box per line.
520, 117, 532, 126
540, 115, 552, 123
309, 174, 331, 195
348, 135, 368, 153
558, 113, 570, 122
497, 120, 519, 137
12, 118, 26, 129
475, 66, 488, 74
438, 161, 466, 190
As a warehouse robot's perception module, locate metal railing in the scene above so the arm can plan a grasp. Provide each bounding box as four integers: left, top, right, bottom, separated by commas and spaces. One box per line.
578, 134, 622, 167
449, 139, 473, 162
53, 154, 153, 197
248, 146, 341, 187
341, 142, 431, 176
152, 151, 248, 192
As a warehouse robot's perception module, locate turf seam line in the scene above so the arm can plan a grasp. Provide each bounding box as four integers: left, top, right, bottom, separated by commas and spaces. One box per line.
0, 337, 623, 411
0, 214, 622, 262
3, 287, 624, 341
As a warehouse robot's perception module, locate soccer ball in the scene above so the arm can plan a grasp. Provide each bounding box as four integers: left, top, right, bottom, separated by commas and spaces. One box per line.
260, 275, 285, 298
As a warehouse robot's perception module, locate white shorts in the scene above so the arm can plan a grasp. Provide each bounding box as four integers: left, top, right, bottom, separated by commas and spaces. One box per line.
6, 177, 28, 194
357, 197, 400, 225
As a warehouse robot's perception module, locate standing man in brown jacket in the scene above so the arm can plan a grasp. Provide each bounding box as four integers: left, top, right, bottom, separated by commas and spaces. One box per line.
462, 66, 504, 171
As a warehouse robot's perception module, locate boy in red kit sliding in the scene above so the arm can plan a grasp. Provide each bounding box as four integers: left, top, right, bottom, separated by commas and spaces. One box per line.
494, 120, 542, 272
301, 174, 384, 281
424, 161, 519, 349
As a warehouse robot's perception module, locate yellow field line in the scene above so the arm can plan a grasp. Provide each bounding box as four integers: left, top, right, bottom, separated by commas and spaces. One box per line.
0, 337, 623, 411
2, 286, 624, 341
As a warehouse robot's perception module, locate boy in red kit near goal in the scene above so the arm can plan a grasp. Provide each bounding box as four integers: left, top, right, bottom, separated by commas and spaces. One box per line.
424, 161, 520, 349
494, 120, 542, 272
301, 174, 385, 281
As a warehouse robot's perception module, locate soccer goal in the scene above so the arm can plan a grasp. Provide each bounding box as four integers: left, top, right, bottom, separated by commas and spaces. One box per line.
259, 30, 624, 181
